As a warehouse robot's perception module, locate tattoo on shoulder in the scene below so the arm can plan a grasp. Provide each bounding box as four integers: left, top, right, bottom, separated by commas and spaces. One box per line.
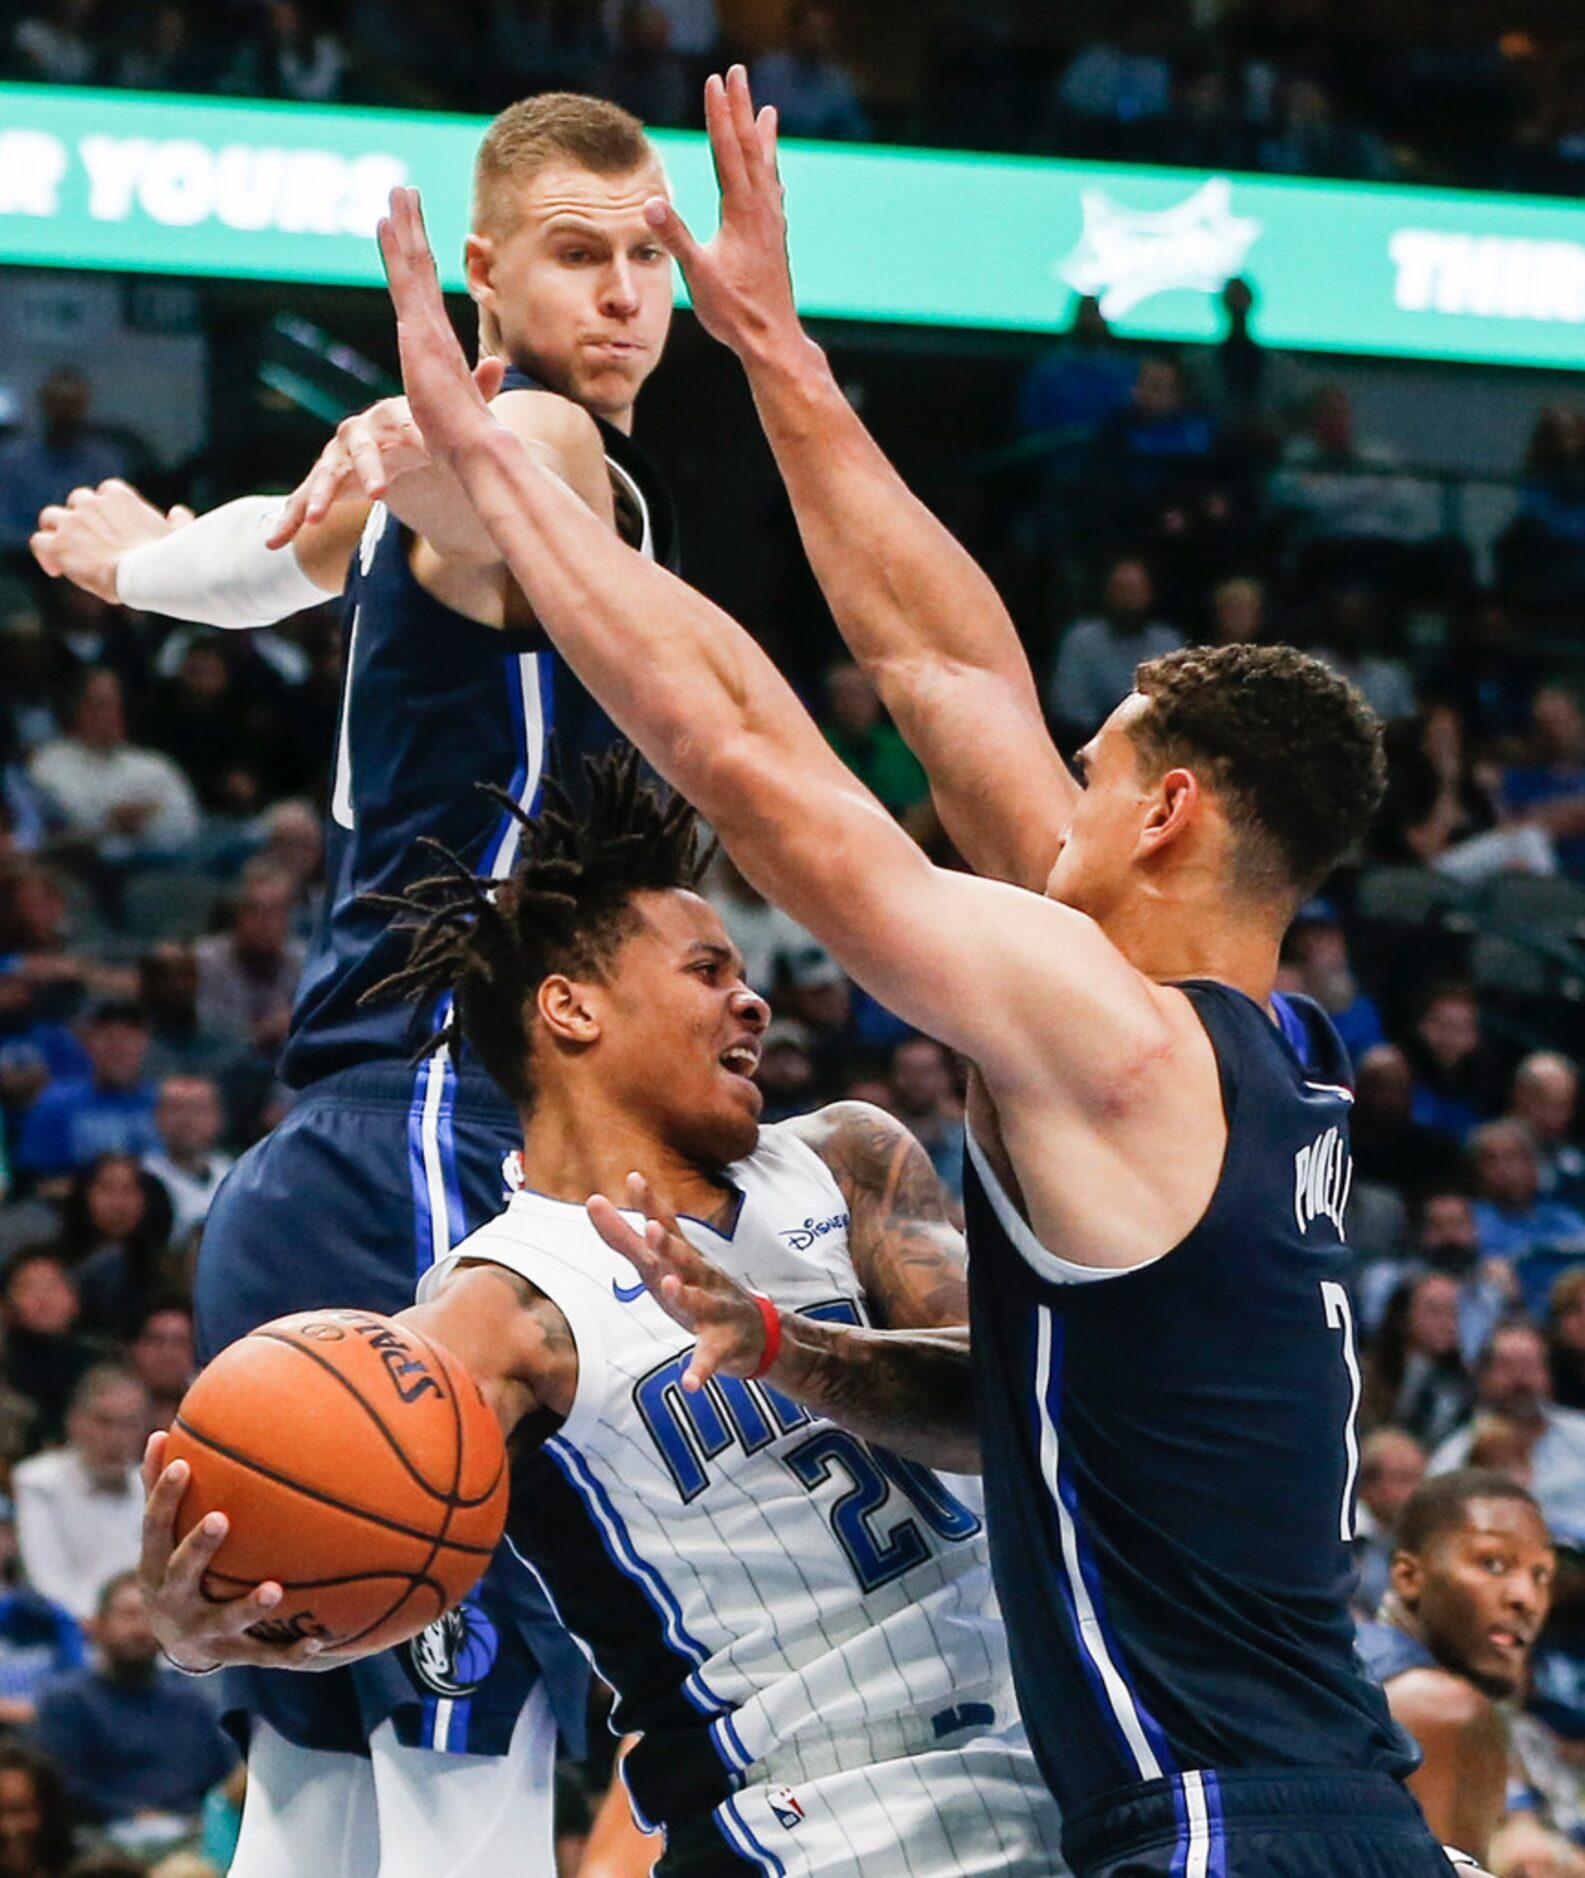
806, 1103, 967, 1331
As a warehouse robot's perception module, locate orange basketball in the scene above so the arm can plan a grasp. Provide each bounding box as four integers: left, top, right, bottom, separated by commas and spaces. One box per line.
164, 1309, 509, 1656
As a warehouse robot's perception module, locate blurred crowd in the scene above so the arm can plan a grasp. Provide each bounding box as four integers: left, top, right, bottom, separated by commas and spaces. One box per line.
0, 184, 1583, 1878
7, 0, 1585, 196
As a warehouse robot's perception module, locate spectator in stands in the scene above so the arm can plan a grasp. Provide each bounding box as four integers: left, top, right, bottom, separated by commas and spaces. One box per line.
1510, 1052, 1585, 1207
0, 962, 90, 1136
753, 2, 869, 141
1546, 1267, 1585, 1413
34, 1571, 235, 1831
1205, 574, 1265, 647
1404, 979, 1507, 1140
234, 0, 349, 102
1276, 902, 1383, 1060
889, 1035, 964, 1206
141, 1076, 231, 1247
251, 799, 324, 942
14, 1003, 159, 1193
125, 1299, 193, 1437
58, 1153, 174, 1339
145, 642, 263, 819
1308, 586, 1416, 724
0, 862, 109, 1017
1270, 385, 1438, 589
1432, 1324, 1585, 1546
13, 1365, 145, 1621
754, 1018, 818, 1125
818, 664, 933, 836
1350, 1042, 1462, 1195
1356, 1188, 1514, 1369
27, 670, 199, 865
1257, 75, 1394, 180
1500, 406, 1585, 606
1360, 1272, 1476, 1451
1470, 1121, 1585, 1315
0, 1496, 83, 1727
597, 2, 691, 127
1086, 356, 1219, 551
1016, 297, 1136, 470
1358, 1470, 1554, 1868
0, 1253, 96, 1451
0, 371, 126, 553
0, 1742, 74, 1878
107, 0, 220, 92
1372, 704, 1554, 884
194, 866, 304, 1057
1501, 685, 1585, 880
704, 850, 833, 1001
1046, 555, 1182, 745
136, 944, 237, 1086
1052, 22, 1172, 130
1352, 1427, 1426, 1618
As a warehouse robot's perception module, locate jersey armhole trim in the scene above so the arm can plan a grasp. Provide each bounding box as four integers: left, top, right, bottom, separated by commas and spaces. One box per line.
417, 1238, 611, 1447
964, 1125, 1165, 1287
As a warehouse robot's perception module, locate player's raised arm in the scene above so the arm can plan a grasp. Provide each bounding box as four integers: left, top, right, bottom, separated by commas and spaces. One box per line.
642, 68, 1077, 889
31, 476, 353, 621
378, 185, 1164, 1109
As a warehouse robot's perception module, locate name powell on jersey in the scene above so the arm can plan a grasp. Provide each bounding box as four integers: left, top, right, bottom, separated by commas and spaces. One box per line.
1294, 1124, 1352, 1237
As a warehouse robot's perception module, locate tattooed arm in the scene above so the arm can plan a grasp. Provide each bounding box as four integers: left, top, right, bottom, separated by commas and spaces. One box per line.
588, 1108, 979, 1473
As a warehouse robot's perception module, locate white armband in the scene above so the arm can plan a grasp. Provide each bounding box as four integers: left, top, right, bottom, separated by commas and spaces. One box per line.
116, 496, 330, 627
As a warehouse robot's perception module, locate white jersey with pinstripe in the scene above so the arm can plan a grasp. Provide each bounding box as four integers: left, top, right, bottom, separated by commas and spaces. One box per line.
417, 1122, 1067, 1877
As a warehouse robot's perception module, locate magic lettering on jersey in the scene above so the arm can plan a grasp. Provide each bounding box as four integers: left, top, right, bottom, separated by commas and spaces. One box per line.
1293, 1123, 1353, 1237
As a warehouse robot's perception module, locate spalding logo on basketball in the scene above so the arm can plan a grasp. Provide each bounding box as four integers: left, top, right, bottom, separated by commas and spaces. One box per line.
409, 1601, 500, 1698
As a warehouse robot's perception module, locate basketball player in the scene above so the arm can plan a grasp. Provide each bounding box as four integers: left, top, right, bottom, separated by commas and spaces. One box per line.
142, 751, 1069, 1877
1358, 1469, 1555, 1866
32, 93, 678, 1878
337, 139, 1474, 1874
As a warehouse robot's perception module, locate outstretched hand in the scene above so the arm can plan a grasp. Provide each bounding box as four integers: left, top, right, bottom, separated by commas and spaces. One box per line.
377, 188, 500, 463
588, 1174, 775, 1393
643, 66, 801, 360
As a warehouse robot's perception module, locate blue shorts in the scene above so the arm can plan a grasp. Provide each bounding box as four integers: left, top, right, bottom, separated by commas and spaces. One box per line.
1065, 1770, 1460, 1878
194, 1059, 587, 1761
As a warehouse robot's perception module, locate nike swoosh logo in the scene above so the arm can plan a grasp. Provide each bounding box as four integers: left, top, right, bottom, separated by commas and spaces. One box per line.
611, 1279, 648, 1304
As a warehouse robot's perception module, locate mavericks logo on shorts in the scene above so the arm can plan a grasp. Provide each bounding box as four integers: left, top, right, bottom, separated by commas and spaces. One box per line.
408, 1601, 500, 1698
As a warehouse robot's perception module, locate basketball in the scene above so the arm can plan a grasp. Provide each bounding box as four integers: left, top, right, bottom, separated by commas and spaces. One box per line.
164, 1309, 509, 1656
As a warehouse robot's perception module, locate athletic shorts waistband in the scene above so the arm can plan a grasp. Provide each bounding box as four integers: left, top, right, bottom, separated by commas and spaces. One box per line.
1063, 1768, 1428, 1868
291, 1058, 520, 1121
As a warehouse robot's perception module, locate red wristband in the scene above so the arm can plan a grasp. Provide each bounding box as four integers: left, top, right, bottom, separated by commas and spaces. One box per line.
746, 1291, 781, 1379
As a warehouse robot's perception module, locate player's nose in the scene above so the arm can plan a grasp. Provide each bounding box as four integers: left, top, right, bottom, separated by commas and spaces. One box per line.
602, 260, 641, 316
734, 986, 770, 1032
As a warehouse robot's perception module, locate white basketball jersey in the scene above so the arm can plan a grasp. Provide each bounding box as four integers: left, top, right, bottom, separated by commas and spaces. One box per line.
418, 1123, 1067, 1876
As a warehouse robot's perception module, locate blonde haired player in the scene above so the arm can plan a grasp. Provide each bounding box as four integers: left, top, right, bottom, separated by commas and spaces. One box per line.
37, 91, 678, 1878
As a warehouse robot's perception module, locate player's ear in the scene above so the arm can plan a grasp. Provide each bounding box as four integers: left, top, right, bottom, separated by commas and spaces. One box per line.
463, 235, 495, 308
1137, 765, 1198, 861
536, 974, 602, 1046
1389, 1548, 1424, 1605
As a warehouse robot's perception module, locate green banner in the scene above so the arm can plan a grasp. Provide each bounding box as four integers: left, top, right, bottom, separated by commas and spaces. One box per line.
2, 82, 1584, 369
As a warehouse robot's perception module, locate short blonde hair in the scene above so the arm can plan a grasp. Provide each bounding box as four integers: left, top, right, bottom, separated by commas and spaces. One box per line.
473, 93, 657, 238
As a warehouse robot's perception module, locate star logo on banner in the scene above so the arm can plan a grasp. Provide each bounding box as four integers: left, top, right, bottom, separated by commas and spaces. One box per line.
1057, 177, 1262, 320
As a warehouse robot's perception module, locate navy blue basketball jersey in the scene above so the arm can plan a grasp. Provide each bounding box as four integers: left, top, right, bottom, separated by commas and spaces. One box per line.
279, 370, 676, 1089
965, 981, 1416, 1814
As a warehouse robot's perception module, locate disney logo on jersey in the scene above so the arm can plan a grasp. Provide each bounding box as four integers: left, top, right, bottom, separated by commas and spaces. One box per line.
780, 1211, 849, 1252
408, 1601, 500, 1698
1294, 1124, 1352, 1238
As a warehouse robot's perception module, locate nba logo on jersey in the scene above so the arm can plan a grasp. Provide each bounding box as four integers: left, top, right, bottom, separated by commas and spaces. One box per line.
768, 1787, 805, 1830
501, 1150, 526, 1195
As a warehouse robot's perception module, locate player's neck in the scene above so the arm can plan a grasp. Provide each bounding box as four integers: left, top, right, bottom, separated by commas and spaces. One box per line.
1100, 888, 1283, 1005
515, 1093, 734, 1221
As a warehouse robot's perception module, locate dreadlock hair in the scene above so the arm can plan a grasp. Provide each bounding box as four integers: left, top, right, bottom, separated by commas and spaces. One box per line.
363, 746, 709, 1112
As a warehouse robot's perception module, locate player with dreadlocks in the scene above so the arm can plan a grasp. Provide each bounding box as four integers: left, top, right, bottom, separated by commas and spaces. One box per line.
143, 745, 1070, 1878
